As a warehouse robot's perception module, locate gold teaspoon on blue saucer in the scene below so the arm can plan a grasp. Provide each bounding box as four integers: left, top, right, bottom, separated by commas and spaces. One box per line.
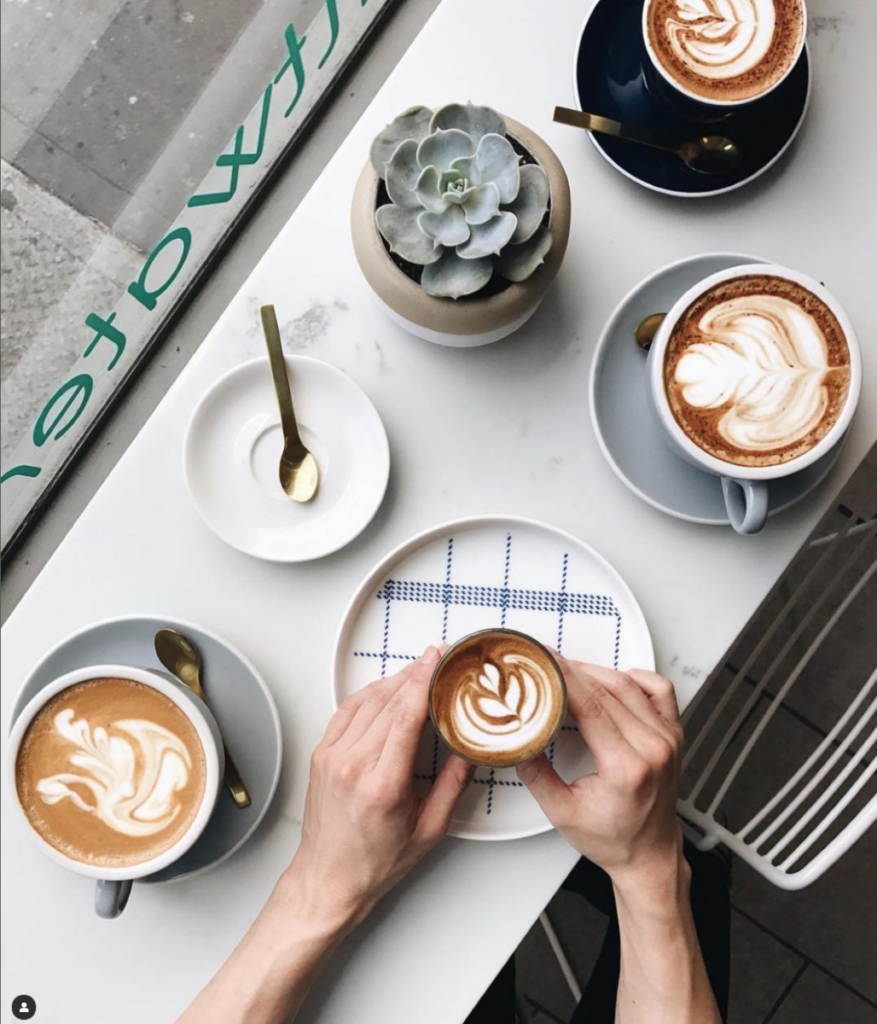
553, 106, 742, 175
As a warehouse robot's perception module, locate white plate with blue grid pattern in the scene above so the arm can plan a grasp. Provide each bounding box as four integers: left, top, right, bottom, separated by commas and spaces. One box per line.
333, 515, 654, 840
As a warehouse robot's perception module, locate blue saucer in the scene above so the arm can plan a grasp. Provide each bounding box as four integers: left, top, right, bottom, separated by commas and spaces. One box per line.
573, 0, 811, 197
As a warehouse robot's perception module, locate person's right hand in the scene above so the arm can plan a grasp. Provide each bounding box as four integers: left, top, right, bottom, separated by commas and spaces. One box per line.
517, 659, 685, 889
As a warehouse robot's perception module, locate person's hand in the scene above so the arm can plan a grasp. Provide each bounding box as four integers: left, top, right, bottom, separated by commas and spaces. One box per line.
287, 646, 473, 932
517, 659, 684, 891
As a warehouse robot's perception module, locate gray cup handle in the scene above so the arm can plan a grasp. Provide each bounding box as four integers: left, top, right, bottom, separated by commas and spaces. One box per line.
95, 878, 133, 919
721, 478, 769, 535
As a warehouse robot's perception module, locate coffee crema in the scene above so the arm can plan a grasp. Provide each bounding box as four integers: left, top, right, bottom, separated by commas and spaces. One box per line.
430, 631, 566, 767
16, 678, 207, 869
664, 275, 850, 468
646, 0, 805, 102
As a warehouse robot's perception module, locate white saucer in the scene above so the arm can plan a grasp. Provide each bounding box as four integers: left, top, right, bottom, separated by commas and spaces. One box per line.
589, 253, 845, 526
332, 515, 654, 841
184, 356, 390, 561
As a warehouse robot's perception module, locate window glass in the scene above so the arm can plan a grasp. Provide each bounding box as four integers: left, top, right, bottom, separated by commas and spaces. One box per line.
1, 0, 392, 551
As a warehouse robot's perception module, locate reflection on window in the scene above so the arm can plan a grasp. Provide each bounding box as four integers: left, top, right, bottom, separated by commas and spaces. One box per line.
1, 0, 392, 552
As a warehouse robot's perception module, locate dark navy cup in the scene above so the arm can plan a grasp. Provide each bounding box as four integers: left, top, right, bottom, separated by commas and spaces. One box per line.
640, 0, 808, 123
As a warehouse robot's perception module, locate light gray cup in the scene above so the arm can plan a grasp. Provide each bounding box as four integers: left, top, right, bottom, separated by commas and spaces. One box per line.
7, 664, 224, 918
646, 264, 861, 535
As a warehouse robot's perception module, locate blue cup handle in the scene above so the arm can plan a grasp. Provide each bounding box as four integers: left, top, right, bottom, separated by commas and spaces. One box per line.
95, 878, 133, 919
721, 478, 769, 535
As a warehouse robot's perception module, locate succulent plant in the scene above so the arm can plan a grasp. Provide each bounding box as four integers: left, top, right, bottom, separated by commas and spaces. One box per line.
369, 103, 552, 299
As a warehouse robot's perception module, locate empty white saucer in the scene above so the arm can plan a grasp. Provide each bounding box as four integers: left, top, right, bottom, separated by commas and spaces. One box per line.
184, 356, 390, 561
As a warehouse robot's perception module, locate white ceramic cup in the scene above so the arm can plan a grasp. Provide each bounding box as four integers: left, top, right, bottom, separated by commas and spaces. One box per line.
646, 264, 862, 535
7, 664, 224, 918
641, 0, 808, 120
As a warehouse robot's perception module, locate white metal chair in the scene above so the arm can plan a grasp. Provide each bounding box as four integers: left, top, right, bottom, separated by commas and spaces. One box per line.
678, 471, 877, 890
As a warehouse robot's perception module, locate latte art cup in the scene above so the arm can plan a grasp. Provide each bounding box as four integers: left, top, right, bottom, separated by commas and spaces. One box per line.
641, 0, 808, 121
6, 664, 224, 919
646, 264, 861, 535
429, 629, 567, 768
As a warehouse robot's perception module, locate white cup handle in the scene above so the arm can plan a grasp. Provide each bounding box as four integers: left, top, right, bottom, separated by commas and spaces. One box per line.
721, 478, 769, 535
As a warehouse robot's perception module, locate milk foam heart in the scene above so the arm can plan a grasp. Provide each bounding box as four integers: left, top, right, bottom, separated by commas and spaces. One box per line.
664, 275, 851, 468
646, 0, 805, 102
431, 632, 565, 767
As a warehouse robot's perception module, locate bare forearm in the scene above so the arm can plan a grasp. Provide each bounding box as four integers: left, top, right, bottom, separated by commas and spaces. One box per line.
177, 867, 353, 1024
613, 856, 721, 1024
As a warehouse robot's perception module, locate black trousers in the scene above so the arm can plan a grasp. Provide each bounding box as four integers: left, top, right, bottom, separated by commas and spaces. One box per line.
465, 841, 731, 1023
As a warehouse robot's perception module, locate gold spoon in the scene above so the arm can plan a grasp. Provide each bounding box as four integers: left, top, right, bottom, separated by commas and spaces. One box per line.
154, 628, 252, 809
635, 312, 667, 351
260, 304, 319, 503
553, 107, 742, 175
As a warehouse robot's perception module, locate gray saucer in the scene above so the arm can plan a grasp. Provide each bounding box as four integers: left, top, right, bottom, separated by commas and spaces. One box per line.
589, 252, 844, 526
9, 615, 282, 885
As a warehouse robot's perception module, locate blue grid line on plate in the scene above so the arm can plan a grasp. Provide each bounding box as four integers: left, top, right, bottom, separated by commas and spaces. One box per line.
375, 581, 619, 617
362, 532, 625, 816
556, 552, 570, 651
379, 580, 394, 678
354, 651, 419, 661
500, 532, 512, 628
441, 538, 454, 643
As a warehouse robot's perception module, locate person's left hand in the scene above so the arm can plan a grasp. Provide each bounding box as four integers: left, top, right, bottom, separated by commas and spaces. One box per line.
287, 646, 473, 932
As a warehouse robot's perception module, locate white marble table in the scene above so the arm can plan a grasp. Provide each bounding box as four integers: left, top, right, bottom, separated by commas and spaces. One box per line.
2, 1, 875, 1021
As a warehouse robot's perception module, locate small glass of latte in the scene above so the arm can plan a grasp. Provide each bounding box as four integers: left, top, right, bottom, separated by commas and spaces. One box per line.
641, 0, 808, 120
429, 629, 567, 768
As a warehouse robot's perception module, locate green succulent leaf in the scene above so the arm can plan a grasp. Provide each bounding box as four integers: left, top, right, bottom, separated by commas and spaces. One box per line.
417, 205, 471, 247
505, 164, 550, 244
461, 182, 501, 225
429, 103, 506, 148
421, 250, 494, 299
414, 166, 449, 215
416, 128, 475, 172
443, 180, 478, 205
441, 167, 475, 192
385, 140, 422, 210
375, 205, 444, 266
473, 134, 520, 204
456, 211, 517, 259
369, 105, 433, 178
494, 223, 552, 282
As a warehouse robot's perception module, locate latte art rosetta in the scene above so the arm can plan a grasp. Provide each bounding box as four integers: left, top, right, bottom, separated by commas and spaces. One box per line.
662, 0, 776, 82
674, 295, 837, 453
36, 709, 194, 838
451, 654, 556, 755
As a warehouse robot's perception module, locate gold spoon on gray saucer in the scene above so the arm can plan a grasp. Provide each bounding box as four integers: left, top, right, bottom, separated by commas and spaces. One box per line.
635, 312, 667, 351
155, 628, 252, 809
260, 304, 319, 503
553, 107, 742, 175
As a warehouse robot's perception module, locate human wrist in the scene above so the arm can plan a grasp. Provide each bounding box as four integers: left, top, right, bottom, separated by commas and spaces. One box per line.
610, 838, 689, 916
274, 858, 363, 945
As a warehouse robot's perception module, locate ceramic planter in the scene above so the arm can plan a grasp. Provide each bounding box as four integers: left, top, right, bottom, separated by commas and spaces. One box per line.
351, 115, 571, 347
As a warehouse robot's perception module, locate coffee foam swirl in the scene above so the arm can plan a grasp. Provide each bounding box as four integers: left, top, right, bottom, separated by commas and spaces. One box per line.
452, 654, 556, 754
432, 633, 565, 766
661, 0, 776, 83
673, 295, 836, 454
35, 709, 194, 838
